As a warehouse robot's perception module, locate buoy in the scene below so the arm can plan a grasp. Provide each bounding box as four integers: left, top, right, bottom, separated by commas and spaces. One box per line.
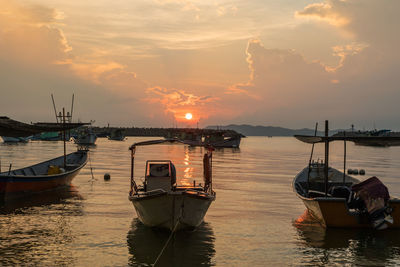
359, 169, 365, 175
353, 169, 359, 175
348, 169, 353, 174
104, 173, 111, 181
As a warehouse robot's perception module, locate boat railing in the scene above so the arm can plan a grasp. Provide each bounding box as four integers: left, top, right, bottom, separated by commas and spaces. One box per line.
135, 188, 167, 197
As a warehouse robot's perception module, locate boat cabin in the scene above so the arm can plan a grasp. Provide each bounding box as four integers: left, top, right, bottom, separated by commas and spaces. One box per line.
145, 160, 176, 192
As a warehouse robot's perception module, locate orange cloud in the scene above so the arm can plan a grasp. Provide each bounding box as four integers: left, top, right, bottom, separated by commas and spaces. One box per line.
145, 86, 219, 122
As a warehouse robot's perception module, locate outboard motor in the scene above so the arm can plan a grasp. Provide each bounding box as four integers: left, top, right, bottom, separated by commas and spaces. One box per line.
352, 176, 393, 230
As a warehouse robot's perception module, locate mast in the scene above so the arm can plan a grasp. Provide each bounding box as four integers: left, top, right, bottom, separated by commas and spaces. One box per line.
51, 94, 58, 123
70, 94, 74, 123
324, 120, 329, 197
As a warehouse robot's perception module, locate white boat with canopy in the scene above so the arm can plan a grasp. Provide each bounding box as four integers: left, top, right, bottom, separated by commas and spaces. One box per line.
128, 139, 216, 231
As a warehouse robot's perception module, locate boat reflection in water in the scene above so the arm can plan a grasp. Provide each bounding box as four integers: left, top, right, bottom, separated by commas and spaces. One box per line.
127, 218, 215, 266
0, 186, 83, 266
294, 210, 400, 266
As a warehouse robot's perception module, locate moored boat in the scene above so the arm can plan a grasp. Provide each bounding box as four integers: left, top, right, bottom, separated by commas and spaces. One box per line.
108, 129, 126, 141
293, 121, 400, 230
0, 150, 87, 202
73, 128, 97, 145
128, 139, 216, 231
1, 136, 30, 143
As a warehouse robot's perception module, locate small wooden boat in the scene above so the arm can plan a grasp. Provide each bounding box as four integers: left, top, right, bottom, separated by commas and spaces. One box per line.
0, 150, 87, 202
293, 121, 400, 230
128, 139, 216, 231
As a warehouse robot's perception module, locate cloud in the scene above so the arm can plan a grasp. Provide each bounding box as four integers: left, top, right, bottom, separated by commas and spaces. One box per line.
0, 0, 71, 66
296, 2, 349, 26
145, 86, 220, 121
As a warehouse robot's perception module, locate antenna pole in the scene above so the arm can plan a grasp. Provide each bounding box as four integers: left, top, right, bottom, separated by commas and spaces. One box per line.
51, 94, 58, 123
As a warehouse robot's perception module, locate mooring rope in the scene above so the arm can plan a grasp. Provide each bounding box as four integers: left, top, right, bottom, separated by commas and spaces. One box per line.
153, 200, 185, 266
87, 150, 97, 182
152, 218, 180, 266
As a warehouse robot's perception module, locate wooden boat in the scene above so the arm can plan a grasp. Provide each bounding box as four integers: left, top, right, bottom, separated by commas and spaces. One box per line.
0, 150, 87, 202
128, 139, 216, 231
293, 120, 400, 230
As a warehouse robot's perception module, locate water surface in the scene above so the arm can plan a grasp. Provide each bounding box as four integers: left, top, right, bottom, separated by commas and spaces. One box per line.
1, 137, 400, 266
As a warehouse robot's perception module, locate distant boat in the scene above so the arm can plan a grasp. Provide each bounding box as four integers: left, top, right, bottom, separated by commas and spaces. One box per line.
0, 150, 87, 202
108, 129, 126, 141
333, 129, 400, 146
31, 131, 64, 141
293, 121, 400, 230
1, 136, 30, 143
73, 128, 97, 145
176, 130, 241, 148
128, 139, 216, 231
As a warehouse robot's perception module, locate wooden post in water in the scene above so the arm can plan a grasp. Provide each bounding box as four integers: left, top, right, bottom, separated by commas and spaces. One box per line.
324, 120, 329, 197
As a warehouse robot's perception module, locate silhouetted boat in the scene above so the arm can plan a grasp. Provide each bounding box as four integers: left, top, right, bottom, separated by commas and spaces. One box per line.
333, 129, 400, 146
177, 131, 241, 148
0, 150, 87, 202
128, 139, 216, 231
293, 121, 400, 230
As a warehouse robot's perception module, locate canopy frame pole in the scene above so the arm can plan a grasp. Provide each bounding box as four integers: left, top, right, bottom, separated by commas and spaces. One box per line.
324, 120, 329, 197
343, 132, 347, 185
307, 122, 318, 192
130, 146, 137, 195
63, 108, 66, 168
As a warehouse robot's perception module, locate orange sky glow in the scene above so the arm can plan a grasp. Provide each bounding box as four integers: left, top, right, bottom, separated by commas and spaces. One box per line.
1, 0, 400, 129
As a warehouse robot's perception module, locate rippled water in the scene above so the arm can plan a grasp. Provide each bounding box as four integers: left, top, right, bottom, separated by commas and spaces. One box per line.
1, 137, 400, 266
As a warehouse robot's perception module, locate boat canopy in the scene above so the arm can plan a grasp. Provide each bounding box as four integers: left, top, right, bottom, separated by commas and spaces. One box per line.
295, 135, 400, 144
0, 116, 89, 137
129, 139, 183, 151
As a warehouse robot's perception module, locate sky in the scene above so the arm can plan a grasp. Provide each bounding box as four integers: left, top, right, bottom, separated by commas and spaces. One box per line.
0, 0, 399, 130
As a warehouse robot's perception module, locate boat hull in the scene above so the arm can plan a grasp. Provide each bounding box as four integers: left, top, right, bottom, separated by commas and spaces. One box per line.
301, 197, 400, 228
130, 191, 215, 231
293, 165, 400, 229
74, 133, 97, 145
0, 151, 87, 202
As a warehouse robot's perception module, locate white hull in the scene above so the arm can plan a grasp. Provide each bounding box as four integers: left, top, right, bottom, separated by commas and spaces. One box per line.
130, 190, 215, 231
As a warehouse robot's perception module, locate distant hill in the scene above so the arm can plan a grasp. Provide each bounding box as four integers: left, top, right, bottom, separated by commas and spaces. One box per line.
206, 124, 344, 136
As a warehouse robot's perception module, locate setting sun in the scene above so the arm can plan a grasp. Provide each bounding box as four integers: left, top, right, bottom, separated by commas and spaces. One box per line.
185, 113, 193, 120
